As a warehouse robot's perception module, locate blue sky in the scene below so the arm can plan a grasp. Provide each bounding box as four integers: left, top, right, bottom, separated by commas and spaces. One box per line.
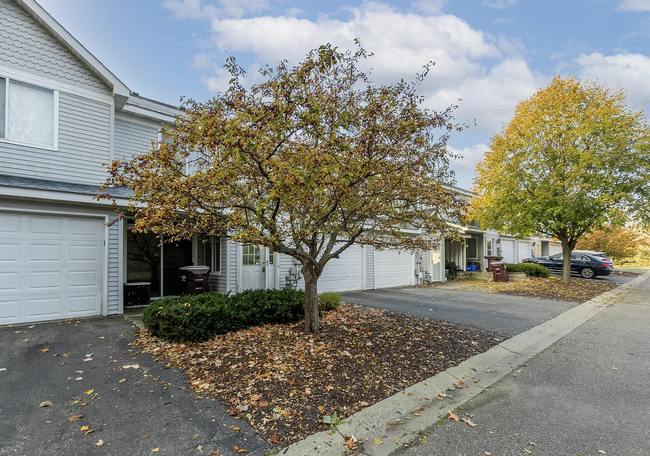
37, 0, 650, 188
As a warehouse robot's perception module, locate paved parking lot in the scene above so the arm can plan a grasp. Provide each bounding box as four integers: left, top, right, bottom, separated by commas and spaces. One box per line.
0, 317, 267, 456
343, 285, 578, 336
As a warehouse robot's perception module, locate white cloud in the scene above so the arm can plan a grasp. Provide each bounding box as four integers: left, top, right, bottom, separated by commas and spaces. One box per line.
618, 0, 650, 12
429, 58, 547, 133
206, 3, 502, 89
483, 0, 519, 9
170, 0, 549, 175
575, 52, 650, 110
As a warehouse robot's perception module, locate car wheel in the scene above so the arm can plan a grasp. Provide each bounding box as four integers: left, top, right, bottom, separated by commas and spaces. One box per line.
581, 267, 595, 279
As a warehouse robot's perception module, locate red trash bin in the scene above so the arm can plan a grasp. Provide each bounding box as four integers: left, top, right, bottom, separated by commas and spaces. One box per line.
491, 261, 508, 282
179, 266, 210, 295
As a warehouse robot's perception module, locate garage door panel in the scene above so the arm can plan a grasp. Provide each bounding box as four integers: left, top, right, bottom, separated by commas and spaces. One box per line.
0, 211, 103, 324
501, 240, 515, 264
0, 214, 19, 232
70, 219, 101, 236
0, 272, 19, 291
30, 244, 61, 261
69, 295, 100, 313
70, 270, 100, 287
30, 217, 61, 234
0, 299, 19, 322
318, 245, 362, 293
70, 244, 99, 261
29, 271, 63, 290
28, 297, 62, 318
374, 250, 412, 288
0, 243, 19, 261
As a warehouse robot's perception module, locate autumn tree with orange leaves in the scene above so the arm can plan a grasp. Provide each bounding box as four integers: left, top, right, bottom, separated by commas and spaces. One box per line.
103, 44, 464, 332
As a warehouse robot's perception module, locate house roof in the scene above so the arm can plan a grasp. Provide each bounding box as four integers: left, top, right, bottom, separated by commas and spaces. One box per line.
16, 0, 130, 106
0, 174, 132, 199
122, 93, 184, 123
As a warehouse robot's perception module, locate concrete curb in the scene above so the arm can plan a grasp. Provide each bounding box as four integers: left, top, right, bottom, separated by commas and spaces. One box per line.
281, 272, 650, 456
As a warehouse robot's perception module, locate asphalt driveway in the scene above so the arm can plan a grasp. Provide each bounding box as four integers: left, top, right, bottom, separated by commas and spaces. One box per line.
342, 286, 577, 336
0, 317, 267, 456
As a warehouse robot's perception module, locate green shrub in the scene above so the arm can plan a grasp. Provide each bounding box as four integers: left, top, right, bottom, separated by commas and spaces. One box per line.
505, 262, 549, 278
142, 289, 305, 343
319, 292, 342, 311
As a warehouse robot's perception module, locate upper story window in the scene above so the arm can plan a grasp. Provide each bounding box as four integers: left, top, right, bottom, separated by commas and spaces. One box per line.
0, 77, 58, 149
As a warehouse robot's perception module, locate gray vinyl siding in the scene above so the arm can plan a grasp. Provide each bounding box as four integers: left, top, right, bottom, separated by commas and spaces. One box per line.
114, 115, 161, 162
228, 241, 239, 293
365, 245, 375, 290
0, 92, 111, 185
0, 0, 108, 94
107, 219, 121, 315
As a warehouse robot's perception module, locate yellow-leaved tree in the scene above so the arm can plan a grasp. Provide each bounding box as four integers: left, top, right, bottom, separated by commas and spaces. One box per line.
470, 76, 650, 283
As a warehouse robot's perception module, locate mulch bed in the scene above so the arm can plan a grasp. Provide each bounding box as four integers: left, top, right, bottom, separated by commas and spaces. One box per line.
459, 277, 619, 303
133, 304, 503, 448
613, 270, 642, 278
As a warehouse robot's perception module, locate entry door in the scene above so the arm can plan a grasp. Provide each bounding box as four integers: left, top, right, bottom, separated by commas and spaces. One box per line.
242, 244, 265, 290
266, 249, 278, 289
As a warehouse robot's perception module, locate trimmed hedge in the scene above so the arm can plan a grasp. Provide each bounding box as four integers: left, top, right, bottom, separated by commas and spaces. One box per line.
142, 289, 305, 342
319, 292, 342, 312
505, 262, 549, 278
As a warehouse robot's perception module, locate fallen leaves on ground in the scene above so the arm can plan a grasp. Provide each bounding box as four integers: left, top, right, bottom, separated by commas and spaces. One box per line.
133, 304, 501, 447
459, 278, 618, 302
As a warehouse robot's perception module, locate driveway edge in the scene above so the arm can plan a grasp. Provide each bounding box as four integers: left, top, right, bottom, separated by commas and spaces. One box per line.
280, 272, 650, 456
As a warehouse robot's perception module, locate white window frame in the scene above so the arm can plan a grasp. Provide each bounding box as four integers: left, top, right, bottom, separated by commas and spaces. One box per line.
211, 237, 222, 275
0, 75, 59, 150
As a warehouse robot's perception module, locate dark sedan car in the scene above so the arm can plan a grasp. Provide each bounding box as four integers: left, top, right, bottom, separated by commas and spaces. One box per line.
522, 251, 614, 279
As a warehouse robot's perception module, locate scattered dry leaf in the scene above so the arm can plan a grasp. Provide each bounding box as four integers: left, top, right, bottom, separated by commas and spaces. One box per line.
39, 401, 52, 408
68, 414, 83, 422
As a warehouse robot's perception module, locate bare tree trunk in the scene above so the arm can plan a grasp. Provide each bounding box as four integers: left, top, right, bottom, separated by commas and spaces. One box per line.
561, 239, 572, 284
301, 263, 320, 333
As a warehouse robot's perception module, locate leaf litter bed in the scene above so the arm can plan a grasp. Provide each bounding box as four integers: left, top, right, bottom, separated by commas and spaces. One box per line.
133, 304, 503, 448
459, 277, 619, 303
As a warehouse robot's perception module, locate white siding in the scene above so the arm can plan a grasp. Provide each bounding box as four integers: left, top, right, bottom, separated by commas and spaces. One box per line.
365, 245, 375, 290
107, 219, 120, 315
114, 115, 161, 162
0, 92, 112, 185
0, 0, 108, 94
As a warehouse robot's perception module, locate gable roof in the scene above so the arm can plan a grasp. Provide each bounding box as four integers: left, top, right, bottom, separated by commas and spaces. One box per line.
15, 0, 130, 107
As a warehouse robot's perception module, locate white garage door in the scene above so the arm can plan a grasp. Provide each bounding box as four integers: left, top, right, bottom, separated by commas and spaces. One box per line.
549, 243, 562, 255
517, 241, 530, 263
0, 211, 103, 325
500, 239, 515, 264
318, 245, 363, 293
374, 249, 412, 289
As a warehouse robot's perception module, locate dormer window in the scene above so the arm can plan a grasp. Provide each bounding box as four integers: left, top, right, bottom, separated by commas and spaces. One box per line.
0, 77, 58, 149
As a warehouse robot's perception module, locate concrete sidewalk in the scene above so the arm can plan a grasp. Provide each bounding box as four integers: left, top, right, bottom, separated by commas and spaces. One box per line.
396, 273, 650, 456
282, 273, 650, 456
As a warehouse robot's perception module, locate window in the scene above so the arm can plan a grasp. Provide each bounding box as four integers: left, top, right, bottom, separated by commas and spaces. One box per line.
466, 238, 477, 259
211, 237, 221, 273
0, 77, 57, 148
242, 244, 261, 266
